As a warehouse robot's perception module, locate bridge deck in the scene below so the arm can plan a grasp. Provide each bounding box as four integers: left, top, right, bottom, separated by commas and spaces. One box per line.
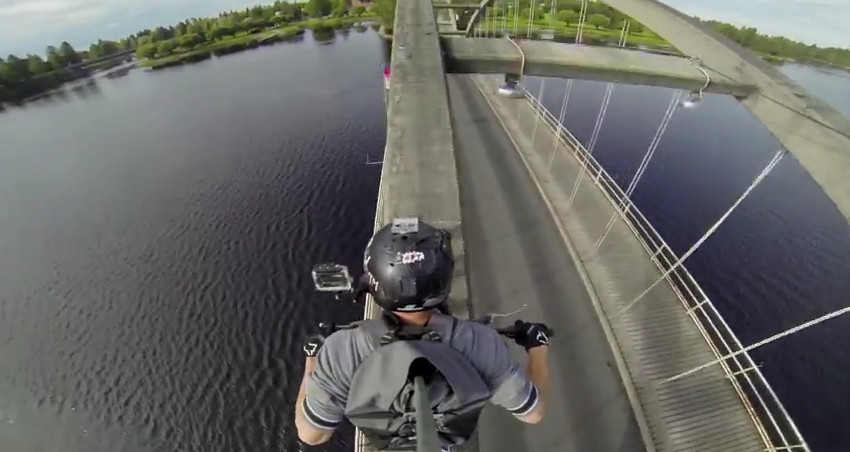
448, 74, 645, 451
470, 74, 767, 451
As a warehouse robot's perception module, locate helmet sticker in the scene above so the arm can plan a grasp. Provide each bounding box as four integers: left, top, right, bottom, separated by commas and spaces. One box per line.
399, 251, 425, 265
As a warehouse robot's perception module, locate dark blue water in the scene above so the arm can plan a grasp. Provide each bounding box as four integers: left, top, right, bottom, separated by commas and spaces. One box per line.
1, 26, 848, 451
528, 68, 850, 451
0, 28, 384, 452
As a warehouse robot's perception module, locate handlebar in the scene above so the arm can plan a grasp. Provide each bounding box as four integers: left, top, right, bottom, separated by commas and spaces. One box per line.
310, 264, 539, 339
318, 319, 526, 339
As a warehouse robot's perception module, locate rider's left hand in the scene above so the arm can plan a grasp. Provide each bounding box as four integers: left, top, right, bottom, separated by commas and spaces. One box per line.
303, 334, 326, 357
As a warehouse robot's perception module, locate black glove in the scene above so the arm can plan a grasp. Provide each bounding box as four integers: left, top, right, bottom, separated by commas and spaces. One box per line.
303, 334, 326, 357
512, 320, 554, 350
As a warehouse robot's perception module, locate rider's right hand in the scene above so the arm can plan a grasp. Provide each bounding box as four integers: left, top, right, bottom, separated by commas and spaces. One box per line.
512, 320, 554, 351
351, 274, 370, 302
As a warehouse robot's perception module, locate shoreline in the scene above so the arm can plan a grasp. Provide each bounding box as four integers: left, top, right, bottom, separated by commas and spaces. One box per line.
141, 15, 377, 71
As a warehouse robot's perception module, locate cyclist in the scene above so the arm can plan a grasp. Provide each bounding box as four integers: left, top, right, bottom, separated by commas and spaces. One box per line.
294, 219, 553, 451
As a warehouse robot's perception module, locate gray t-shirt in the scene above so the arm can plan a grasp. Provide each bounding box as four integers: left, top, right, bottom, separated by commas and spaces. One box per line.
302, 313, 539, 431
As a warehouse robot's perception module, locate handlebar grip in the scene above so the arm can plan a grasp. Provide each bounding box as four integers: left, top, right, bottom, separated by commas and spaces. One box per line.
495, 323, 556, 339
495, 326, 519, 338
317, 320, 366, 335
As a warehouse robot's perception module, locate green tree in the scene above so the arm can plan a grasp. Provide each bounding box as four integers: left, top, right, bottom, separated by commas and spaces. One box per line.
353, 5, 366, 16
556, 0, 581, 12
372, 0, 396, 28
587, 13, 610, 29
45, 46, 63, 69
89, 43, 102, 59
27, 55, 49, 75
629, 20, 645, 34
332, 0, 349, 17
136, 43, 157, 59
556, 10, 577, 25
156, 41, 175, 56
1, 55, 32, 84
306, 0, 333, 17
250, 5, 266, 18
176, 33, 198, 48
151, 28, 165, 42
58, 41, 81, 65
737, 26, 758, 47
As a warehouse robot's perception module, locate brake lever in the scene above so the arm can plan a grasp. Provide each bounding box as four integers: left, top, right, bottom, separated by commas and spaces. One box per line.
479, 304, 528, 325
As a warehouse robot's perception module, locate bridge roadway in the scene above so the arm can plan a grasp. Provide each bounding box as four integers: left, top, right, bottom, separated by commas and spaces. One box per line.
361, 0, 799, 450
448, 74, 645, 451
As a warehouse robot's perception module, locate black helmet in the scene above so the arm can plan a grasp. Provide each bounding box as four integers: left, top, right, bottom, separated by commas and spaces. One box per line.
363, 218, 454, 312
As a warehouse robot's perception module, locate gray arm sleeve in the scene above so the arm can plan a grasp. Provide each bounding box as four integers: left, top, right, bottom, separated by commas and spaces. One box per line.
472, 327, 540, 416
303, 332, 354, 430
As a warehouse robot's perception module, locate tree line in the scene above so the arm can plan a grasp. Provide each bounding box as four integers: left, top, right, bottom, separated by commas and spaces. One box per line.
134, 0, 370, 60
0, 39, 137, 104
700, 19, 850, 68
1, 0, 369, 104
489, 0, 648, 33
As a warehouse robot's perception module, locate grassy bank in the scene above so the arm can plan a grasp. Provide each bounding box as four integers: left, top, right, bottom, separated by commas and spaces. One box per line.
142, 15, 375, 70
481, 16, 673, 51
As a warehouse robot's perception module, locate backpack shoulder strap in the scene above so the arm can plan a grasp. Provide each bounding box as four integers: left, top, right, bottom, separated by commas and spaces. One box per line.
359, 311, 444, 347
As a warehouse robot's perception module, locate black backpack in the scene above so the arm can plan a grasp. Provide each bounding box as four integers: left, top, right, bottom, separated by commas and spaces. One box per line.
343, 314, 491, 451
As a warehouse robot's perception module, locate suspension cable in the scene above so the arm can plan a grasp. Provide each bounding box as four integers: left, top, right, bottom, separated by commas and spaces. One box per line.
665, 304, 850, 383
594, 90, 682, 249
548, 0, 557, 37
576, 0, 588, 44
548, 78, 573, 171
512, 0, 520, 36
567, 82, 614, 207
490, 4, 496, 38
530, 78, 548, 144
501, 0, 508, 36
526, 0, 535, 39
613, 149, 786, 320
618, 19, 631, 48
625, 92, 679, 196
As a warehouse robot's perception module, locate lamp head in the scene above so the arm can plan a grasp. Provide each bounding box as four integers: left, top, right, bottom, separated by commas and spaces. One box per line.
681, 91, 703, 110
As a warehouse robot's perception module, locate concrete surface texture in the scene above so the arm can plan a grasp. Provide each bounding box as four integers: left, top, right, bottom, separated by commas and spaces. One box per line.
442, 38, 755, 96
376, 0, 469, 320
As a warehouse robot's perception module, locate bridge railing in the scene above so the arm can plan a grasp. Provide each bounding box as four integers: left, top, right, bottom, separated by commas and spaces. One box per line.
523, 88, 809, 451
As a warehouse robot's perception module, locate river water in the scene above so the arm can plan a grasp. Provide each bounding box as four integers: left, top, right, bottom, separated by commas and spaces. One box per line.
0, 29, 848, 452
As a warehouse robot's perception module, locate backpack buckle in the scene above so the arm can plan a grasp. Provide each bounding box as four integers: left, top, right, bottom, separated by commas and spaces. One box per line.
380, 326, 442, 345
433, 413, 446, 430
398, 413, 416, 437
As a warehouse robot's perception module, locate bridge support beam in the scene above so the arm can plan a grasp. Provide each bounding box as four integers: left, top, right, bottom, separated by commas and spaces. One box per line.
442, 38, 756, 96
599, 0, 850, 223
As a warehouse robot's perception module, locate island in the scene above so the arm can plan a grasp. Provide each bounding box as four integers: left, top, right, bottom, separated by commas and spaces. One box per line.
1, 0, 848, 106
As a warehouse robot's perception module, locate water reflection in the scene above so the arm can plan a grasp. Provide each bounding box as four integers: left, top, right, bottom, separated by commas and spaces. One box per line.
70, 79, 101, 99
312, 26, 337, 44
